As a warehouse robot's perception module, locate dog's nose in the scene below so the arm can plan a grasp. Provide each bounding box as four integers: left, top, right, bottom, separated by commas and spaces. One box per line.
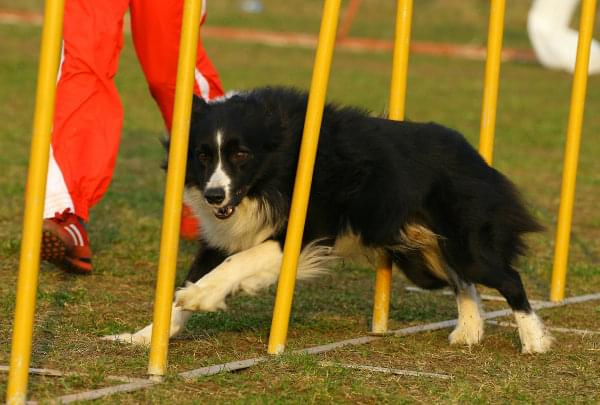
204, 188, 226, 205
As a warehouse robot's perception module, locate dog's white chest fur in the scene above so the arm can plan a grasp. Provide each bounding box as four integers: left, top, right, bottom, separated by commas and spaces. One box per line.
185, 188, 276, 252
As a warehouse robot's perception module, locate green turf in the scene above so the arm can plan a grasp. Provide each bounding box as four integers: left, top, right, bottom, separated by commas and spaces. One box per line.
1, 3, 600, 403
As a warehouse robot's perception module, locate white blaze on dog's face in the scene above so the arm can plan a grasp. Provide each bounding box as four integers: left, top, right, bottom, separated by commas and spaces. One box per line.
185, 94, 281, 220
191, 127, 252, 220
203, 130, 233, 209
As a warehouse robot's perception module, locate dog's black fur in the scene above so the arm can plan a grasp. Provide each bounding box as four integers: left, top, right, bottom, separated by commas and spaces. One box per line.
147, 86, 555, 353
183, 87, 541, 313
103, 86, 552, 352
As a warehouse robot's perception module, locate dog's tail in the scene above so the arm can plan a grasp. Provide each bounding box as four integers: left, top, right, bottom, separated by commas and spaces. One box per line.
487, 175, 545, 264
296, 240, 339, 280
498, 176, 545, 235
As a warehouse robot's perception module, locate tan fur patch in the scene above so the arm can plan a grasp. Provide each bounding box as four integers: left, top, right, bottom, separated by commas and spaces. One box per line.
394, 224, 449, 282
333, 229, 381, 268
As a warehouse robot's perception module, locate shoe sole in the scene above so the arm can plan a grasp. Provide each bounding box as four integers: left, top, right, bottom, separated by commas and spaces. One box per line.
41, 230, 92, 274
41, 230, 67, 262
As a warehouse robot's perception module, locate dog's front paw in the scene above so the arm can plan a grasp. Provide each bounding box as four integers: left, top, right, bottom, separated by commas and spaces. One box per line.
102, 332, 151, 346
448, 320, 484, 346
175, 281, 227, 312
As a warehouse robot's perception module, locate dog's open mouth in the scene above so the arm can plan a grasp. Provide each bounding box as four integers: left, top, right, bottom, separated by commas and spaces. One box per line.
214, 205, 235, 219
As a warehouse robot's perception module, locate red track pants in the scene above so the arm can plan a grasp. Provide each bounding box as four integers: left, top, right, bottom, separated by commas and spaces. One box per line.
44, 0, 224, 222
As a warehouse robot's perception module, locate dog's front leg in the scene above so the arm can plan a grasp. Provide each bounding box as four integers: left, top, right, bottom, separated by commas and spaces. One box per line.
102, 243, 229, 345
175, 240, 283, 312
102, 304, 193, 345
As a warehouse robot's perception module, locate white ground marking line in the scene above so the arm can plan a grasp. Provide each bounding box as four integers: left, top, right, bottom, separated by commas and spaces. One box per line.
0, 365, 63, 377
318, 361, 453, 380
404, 286, 550, 305
487, 320, 600, 336
55, 380, 158, 404
46, 292, 600, 402
179, 357, 268, 380
0, 365, 147, 383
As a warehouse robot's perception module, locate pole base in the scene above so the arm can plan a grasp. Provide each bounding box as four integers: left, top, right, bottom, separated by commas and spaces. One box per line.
148, 374, 164, 383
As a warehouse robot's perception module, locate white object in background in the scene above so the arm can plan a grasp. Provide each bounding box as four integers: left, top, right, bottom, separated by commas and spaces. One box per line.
528, 0, 600, 74
240, 0, 263, 14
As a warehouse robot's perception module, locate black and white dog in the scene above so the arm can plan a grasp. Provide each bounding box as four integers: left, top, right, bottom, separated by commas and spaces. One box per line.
106, 87, 553, 353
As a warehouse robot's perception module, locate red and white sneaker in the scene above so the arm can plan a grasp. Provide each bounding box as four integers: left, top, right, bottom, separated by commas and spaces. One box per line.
41, 208, 93, 274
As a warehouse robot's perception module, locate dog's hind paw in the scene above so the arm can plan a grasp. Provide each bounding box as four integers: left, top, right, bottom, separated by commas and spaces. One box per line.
101, 332, 151, 346
448, 320, 484, 346
515, 311, 555, 354
521, 331, 555, 354
174, 281, 227, 312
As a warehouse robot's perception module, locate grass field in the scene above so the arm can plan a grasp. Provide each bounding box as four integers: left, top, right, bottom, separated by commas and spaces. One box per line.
1, 1, 600, 403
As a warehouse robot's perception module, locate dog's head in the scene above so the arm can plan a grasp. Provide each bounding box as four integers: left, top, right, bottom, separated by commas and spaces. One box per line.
184, 93, 282, 220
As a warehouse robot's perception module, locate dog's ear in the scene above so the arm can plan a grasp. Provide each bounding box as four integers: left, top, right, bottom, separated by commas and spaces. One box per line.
191, 95, 210, 133
192, 94, 208, 114
227, 94, 245, 103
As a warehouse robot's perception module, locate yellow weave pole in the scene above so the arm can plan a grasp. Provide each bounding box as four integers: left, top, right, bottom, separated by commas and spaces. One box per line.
550, 0, 597, 302
372, 0, 413, 335
478, 0, 505, 165
6, 0, 65, 403
372, 254, 393, 334
267, 0, 341, 355
388, 0, 412, 121
147, 0, 202, 379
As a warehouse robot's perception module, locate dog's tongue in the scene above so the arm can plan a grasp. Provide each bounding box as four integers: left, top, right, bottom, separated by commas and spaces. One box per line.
215, 206, 235, 219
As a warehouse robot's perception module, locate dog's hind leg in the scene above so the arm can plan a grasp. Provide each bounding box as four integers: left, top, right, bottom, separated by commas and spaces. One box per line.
513, 309, 555, 354
471, 262, 554, 353
496, 267, 554, 353
448, 281, 485, 346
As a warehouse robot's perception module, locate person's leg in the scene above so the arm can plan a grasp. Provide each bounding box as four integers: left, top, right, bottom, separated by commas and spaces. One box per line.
129, 0, 224, 240
42, 0, 129, 273
130, 0, 224, 128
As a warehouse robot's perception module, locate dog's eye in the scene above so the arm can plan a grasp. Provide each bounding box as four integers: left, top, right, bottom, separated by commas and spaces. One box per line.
231, 151, 250, 164
197, 151, 211, 164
